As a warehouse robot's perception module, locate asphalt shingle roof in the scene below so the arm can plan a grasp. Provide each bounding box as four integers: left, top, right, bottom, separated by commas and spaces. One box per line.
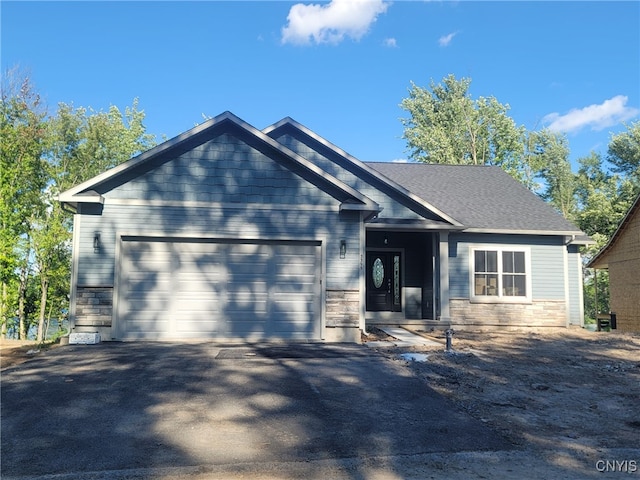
366, 163, 583, 234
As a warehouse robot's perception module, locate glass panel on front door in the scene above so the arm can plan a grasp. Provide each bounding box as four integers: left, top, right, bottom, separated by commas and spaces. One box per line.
373, 258, 385, 288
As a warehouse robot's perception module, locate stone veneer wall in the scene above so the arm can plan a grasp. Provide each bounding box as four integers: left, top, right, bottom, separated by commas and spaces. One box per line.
450, 299, 567, 327
326, 290, 360, 328
75, 287, 113, 327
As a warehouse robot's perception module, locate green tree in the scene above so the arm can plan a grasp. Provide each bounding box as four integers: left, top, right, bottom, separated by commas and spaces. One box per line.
0, 70, 48, 338
35, 99, 157, 340
30, 200, 71, 342
607, 121, 640, 186
528, 129, 576, 220
50, 99, 156, 191
575, 152, 636, 240
400, 74, 530, 186
2, 67, 157, 340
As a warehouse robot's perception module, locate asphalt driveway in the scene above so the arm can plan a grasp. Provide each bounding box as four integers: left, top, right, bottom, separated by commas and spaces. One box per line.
1, 342, 512, 479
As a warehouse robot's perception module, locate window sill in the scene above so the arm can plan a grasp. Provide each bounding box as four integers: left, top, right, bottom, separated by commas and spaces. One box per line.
469, 296, 532, 305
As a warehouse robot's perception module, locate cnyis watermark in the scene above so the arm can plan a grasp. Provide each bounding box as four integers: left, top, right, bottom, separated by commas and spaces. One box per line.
595, 459, 637, 473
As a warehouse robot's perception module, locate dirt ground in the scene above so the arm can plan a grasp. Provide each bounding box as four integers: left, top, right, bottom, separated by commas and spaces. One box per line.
0, 339, 58, 370
364, 326, 640, 474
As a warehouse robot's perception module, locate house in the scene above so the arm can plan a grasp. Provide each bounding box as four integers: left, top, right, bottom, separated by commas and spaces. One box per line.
587, 191, 640, 332
59, 112, 590, 342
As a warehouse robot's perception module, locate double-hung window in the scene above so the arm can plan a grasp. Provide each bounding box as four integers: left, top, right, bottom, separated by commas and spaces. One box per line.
470, 246, 531, 302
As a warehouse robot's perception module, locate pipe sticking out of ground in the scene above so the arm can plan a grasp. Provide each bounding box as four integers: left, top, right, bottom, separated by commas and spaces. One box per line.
445, 328, 454, 353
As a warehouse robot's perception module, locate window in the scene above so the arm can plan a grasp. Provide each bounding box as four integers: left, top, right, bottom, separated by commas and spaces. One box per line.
470, 246, 531, 302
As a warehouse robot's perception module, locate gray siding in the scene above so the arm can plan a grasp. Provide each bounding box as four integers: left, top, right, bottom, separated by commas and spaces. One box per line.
276, 134, 425, 220
76, 205, 360, 290
531, 242, 567, 300
75, 130, 363, 292
567, 245, 583, 325
449, 233, 567, 300
106, 133, 337, 206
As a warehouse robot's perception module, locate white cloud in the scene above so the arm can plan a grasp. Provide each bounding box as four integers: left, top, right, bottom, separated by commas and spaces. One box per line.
391, 158, 408, 163
438, 31, 458, 47
383, 37, 397, 48
281, 0, 390, 45
543, 95, 639, 134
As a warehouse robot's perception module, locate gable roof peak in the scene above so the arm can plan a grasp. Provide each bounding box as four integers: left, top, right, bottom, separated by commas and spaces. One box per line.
263, 119, 464, 228
58, 111, 380, 213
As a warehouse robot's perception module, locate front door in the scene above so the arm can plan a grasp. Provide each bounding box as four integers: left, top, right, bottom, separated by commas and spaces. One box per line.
366, 251, 402, 312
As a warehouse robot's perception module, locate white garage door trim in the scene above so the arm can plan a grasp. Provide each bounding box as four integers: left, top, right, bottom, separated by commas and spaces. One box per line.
114, 236, 323, 341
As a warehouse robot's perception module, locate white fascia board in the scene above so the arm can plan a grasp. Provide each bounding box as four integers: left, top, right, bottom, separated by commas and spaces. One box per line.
461, 227, 587, 237
339, 202, 381, 213
366, 222, 464, 231
566, 236, 596, 246
264, 117, 464, 228
58, 191, 105, 208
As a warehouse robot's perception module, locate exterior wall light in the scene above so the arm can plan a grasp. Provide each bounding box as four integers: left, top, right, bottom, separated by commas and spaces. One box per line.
93, 232, 101, 253
340, 239, 346, 259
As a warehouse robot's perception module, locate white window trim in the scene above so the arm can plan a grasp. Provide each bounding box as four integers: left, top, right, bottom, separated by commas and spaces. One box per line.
468, 245, 532, 304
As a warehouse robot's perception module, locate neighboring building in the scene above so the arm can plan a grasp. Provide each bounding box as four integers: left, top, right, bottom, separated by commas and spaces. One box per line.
59, 112, 591, 342
588, 192, 640, 332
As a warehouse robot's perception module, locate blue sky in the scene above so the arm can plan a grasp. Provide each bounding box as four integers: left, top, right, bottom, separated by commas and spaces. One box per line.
2, 1, 639, 169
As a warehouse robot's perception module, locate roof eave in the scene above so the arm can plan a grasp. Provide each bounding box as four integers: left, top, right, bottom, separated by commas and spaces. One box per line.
59, 191, 105, 209
461, 228, 590, 238
366, 222, 465, 231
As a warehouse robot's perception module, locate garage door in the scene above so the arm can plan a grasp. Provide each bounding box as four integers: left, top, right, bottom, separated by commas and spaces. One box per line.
116, 238, 321, 340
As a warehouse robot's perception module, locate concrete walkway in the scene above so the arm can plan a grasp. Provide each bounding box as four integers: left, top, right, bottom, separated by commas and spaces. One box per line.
366, 326, 443, 348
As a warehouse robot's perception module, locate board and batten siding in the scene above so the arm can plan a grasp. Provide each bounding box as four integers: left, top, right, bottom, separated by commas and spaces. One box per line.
447, 233, 571, 327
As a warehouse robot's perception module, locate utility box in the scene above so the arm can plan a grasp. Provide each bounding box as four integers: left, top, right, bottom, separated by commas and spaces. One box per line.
69, 332, 101, 345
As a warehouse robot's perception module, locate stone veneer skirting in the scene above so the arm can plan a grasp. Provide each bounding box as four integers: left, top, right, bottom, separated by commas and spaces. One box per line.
326, 290, 360, 328
75, 287, 113, 327
450, 299, 567, 327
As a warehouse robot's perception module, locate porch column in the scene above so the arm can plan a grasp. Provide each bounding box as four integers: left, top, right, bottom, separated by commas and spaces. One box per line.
438, 231, 451, 322
359, 212, 366, 332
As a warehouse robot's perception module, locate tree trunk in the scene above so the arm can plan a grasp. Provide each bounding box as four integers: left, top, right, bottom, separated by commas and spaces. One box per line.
37, 276, 49, 342
18, 266, 28, 339
1, 281, 7, 339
